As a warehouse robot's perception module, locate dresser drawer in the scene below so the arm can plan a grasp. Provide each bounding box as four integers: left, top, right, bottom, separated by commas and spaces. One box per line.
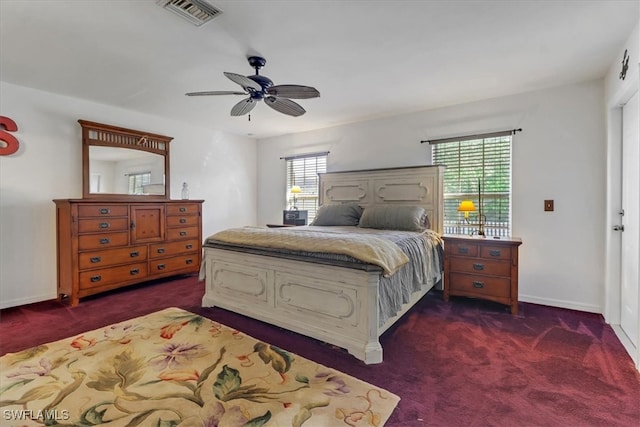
480, 245, 512, 261
167, 204, 200, 216
78, 232, 129, 250
78, 218, 129, 233
167, 226, 199, 240
79, 245, 147, 270
79, 262, 148, 290
449, 257, 511, 277
448, 272, 511, 298
78, 205, 128, 218
149, 254, 198, 274
149, 239, 199, 259
447, 241, 479, 257
167, 215, 199, 227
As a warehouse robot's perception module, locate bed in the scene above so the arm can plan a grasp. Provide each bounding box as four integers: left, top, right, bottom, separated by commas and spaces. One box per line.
201, 165, 445, 364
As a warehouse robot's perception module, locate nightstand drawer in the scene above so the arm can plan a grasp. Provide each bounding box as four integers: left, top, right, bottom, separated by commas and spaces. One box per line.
447, 241, 479, 257
449, 272, 510, 298
449, 257, 511, 277
480, 245, 512, 261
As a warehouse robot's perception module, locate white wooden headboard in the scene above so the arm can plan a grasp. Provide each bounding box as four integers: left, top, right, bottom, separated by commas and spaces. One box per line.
318, 165, 445, 234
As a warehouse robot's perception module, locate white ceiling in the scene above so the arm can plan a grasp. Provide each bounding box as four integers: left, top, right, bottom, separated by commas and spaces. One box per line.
1, 0, 637, 139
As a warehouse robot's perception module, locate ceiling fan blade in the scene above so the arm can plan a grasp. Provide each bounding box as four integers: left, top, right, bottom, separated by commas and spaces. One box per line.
230, 97, 257, 116
264, 96, 306, 117
266, 85, 320, 99
186, 91, 246, 96
224, 72, 262, 92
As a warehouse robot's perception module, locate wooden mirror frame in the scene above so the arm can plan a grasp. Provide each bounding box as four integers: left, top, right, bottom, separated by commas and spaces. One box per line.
79, 120, 173, 200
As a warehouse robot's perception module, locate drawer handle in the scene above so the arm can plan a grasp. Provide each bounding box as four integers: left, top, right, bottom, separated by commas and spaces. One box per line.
179, 207, 186, 212
90, 275, 102, 283
90, 256, 102, 263
179, 218, 187, 224
157, 248, 165, 254
186, 259, 193, 265
185, 244, 193, 250
99, 238, 110, 245
157, 264, 166, 270
472, 281, 485, 289
458, 247, 469, 254
473, 263, 485, 271
99, 208, 110, 215
180, 231, 187, 236
99, 222, 110, 229
489, 250, 501, 257
130, 251, 139, 258
130, 268, 139, 275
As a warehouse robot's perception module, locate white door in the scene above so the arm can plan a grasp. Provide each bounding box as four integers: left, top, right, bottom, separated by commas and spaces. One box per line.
621, 91, 639, 348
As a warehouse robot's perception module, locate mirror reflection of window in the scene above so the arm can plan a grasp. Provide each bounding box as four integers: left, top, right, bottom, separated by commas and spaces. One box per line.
127, 172, 151, 195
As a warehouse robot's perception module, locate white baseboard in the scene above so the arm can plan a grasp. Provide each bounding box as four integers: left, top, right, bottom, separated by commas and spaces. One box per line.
0, 292, 57, 310
518, 294, 602, 314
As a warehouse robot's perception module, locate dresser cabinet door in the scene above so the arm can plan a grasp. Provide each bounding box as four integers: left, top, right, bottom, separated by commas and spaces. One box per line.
131, 205, 165, 243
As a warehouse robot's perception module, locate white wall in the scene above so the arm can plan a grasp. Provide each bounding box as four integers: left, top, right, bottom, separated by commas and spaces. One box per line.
257, 80, 607, 313
0, 82, 257, 309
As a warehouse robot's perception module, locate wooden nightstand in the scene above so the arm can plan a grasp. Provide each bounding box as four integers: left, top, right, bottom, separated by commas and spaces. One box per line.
443, 234, 522, 314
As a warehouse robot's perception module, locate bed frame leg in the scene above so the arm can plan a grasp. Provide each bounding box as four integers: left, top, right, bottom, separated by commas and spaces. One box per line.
350, 341, 383, 365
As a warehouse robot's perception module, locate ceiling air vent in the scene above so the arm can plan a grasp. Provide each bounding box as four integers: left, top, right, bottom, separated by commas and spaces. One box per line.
157, 0, 222, 26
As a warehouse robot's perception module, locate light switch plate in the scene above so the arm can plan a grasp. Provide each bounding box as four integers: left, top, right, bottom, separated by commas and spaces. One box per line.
544, 200, 554, 211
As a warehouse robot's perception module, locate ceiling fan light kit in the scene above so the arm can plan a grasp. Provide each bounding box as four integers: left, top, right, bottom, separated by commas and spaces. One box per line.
186, 56, 320, 117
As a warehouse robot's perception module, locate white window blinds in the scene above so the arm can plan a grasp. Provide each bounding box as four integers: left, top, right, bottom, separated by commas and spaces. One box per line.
432, 136, 512, 236
128, 172, 151, 195
285, 152, 328, 223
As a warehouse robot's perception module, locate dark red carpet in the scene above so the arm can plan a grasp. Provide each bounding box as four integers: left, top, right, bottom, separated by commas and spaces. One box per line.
2, 276, 639, 426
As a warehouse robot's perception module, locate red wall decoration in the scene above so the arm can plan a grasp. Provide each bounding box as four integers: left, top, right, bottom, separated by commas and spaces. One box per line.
0, 115, 20, 156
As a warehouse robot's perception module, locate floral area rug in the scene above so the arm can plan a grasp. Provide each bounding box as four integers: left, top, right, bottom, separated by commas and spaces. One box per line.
0, 307, 399, 426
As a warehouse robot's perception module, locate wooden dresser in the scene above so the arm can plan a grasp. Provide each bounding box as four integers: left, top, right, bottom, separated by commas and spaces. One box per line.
54, 199, 203, 306
443, 234, 522, 314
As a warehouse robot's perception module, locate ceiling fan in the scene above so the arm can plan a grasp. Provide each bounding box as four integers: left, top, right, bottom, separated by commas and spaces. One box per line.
186, 56, 320, 117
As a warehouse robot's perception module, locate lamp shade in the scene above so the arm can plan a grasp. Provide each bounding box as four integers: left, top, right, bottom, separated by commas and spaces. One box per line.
457, 200, 476, 212
290, 185, 302, 194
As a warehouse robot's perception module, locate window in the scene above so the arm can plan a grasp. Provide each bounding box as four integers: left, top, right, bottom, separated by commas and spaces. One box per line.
128, 172, 151, 195
432, 134, 512, 237
285, 152, 328, 223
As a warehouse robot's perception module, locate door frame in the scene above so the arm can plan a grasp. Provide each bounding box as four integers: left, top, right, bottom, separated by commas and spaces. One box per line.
605, 78, 640, 370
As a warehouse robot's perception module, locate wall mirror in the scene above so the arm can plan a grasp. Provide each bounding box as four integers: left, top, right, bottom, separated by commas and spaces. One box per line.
80, 120, 173, 199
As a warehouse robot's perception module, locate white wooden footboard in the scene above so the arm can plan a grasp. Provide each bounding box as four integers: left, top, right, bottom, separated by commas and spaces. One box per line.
202, 247, 385, 364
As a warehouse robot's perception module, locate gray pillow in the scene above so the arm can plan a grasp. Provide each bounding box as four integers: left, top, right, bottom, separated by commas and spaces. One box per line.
358, 205, 428, 231
311, 203, 364, 226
